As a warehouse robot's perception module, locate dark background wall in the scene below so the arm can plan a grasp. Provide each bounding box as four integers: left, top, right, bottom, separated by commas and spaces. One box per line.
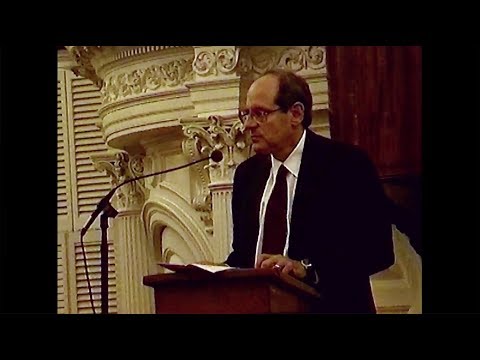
325, 46, 421, 255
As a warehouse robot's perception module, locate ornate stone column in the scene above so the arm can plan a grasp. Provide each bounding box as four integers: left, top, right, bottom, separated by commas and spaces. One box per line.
181, 116, 250, 262
92, 151, 155, 314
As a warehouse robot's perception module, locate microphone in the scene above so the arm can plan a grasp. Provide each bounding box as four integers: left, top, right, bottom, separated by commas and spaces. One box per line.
80, 149, 223, 237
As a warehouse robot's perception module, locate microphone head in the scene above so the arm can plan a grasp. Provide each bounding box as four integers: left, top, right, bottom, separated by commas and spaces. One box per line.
210, 150, 223, 163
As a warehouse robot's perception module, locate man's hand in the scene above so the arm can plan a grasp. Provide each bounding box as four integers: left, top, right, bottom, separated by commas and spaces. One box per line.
255, 254, 306, 279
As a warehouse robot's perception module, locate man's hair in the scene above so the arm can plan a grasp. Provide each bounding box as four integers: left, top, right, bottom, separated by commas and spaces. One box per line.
263, 69, 313, 128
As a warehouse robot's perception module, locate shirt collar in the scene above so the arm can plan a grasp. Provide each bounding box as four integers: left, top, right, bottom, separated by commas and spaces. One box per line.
270, 129, 306, 178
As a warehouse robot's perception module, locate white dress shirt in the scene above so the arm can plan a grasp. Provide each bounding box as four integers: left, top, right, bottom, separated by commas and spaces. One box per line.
254, 130, 306, 264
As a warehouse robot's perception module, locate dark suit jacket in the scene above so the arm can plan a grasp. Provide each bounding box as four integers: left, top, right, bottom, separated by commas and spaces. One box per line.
226, 129, 394, 313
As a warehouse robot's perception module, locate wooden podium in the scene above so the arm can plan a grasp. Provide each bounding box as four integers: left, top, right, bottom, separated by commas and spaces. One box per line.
143, 267, 321, 314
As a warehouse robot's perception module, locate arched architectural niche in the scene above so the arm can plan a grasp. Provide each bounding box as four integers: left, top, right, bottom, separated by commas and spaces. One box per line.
142, 185, 214, 267
151, 224, 194, 273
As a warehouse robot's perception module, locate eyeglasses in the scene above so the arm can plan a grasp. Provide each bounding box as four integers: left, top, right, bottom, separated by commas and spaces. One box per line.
238, 107, 283, 124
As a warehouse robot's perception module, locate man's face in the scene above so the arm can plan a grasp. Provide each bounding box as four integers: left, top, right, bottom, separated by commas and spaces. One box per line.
244, 75, 293, 157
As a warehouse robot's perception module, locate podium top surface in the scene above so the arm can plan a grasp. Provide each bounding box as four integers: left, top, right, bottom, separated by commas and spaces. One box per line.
143, 267, 321, 299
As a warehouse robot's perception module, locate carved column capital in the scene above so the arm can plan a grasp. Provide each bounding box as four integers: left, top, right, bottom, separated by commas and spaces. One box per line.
182, 115, 249, 182
181, 116, 250, 234
92, 151, 147, 210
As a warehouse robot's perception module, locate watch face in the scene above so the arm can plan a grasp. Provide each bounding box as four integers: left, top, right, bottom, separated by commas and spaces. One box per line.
301, 259, 311, 268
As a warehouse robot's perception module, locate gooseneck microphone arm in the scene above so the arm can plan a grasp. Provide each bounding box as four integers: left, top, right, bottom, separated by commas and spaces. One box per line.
81, 150, 223, 237
79, 149, 223, 314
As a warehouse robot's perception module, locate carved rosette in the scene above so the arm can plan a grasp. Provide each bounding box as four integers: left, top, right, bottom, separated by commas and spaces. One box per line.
193, 48, 240, 77
100, 58, 194, 105
93, 152, 147, 210
238, 46, 326, 76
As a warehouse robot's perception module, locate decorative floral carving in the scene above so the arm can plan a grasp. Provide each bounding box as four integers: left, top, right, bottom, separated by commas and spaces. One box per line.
306, 46, 325, 69
238, 46, 326, 76
92, 152, 147, 209
216, 48, 238, 73
67, 46, 103, 88
193, 48, 239, 77
129, 155, 144, 176
278, 48, 306, 72
181, 116, 250, 232
100, 58, 194, 104
67, 46, 193, 90
183, 116, 249, 181
207, 116, 249, 181
193, 51, 216, 76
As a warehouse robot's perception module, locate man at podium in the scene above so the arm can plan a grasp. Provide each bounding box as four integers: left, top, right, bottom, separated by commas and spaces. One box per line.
224, 69, 394, 314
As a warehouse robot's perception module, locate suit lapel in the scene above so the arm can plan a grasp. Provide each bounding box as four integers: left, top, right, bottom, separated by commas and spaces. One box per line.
289, 130, 331, 251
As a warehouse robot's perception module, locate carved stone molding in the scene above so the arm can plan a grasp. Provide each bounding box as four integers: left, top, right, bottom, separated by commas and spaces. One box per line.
143, 191, 214, 260
182, 116, 249, 181
100, 58, 194, 105
113, 46, 185, 62
238, 46, 326, 76
193, 47, 240, 77
92, 151, 147, 210
66, 46, 193, 86
206, 116, 250, 183
66, 46, 103, 88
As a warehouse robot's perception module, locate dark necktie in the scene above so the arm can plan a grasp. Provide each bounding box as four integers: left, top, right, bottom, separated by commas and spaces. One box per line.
262, 165, 289, 254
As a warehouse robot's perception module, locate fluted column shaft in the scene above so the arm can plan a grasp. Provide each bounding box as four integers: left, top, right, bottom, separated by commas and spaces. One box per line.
113, 208, 155, 314
93, 151, 155, 314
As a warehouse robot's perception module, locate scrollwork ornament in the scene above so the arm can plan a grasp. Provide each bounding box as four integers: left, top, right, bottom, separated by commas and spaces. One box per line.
109, 152, 146, 209
216, 48, 239, 74
306, 46, 325, 69
193, 51, 216, 76
129, 155, 144, 177
278, 48, 306, 72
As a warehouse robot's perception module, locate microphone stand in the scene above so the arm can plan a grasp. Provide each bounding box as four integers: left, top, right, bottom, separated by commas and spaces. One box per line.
80, 150, 223, 314
99, 202, 118, 314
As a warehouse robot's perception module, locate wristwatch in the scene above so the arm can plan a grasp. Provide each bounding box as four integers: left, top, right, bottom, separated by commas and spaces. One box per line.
300, 258, 318, 284
300, 258, 312, 270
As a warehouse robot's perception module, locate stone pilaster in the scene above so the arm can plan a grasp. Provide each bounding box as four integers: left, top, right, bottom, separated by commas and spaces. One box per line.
92, 151, 155, 314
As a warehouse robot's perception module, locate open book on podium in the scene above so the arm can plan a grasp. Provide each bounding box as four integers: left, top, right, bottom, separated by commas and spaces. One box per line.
158, 262, 236, 275
144, 263, 321, 313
